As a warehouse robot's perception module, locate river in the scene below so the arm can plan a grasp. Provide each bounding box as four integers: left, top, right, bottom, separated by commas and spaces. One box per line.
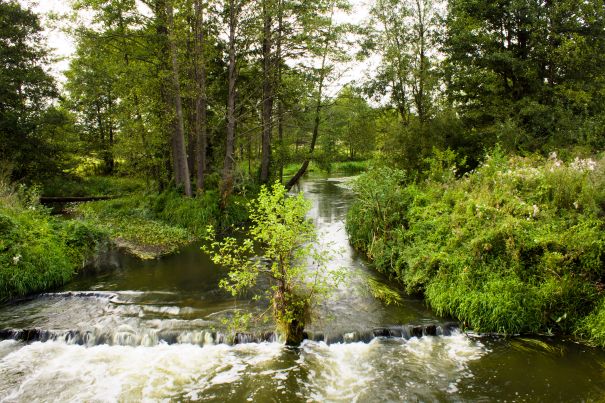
0, 176, 604, 401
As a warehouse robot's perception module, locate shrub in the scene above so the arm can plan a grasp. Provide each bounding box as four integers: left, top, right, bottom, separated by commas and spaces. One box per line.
0, 178, 104, 301
203, 182, 342, 345
347, 150, 605, 339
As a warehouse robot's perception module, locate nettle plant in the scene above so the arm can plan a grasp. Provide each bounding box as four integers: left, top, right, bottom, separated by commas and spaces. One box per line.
203, 182, 343, 345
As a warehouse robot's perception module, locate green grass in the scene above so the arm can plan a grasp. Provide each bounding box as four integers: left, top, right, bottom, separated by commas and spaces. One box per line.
347, 149, 605, 342
0, 180, 104, 301
282, 160, 369, 178
74, 189, 249, 259
329, 160, 370, 174
41, 175, 147, 197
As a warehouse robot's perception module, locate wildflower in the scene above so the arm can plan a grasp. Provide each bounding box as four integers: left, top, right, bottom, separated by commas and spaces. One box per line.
13, 254, 21, 264
573, 201, 579, 209
532, 204, 539, 218
571, 157, 597, 172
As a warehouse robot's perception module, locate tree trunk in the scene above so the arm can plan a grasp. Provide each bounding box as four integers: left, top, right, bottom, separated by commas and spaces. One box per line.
260, 0, 274, 184
414, 0, 427, 123
276, 0, 284, 183
220, 0, 238, 208
194, 0, 209, 193
166, 1, 192, 196
285, 6, 333, 191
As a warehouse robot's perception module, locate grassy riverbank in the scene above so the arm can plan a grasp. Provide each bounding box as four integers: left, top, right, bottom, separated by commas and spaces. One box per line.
0, 172, 250, 299
74, 189, 248, 259
346, 150, 605, 346
0, 181, 105, 302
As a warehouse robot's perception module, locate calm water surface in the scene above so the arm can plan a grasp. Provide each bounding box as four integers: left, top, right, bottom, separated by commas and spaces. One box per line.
0, 176, 604, 401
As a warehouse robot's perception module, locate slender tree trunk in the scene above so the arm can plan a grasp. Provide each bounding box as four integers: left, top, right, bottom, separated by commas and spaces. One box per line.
276, 0, 284, 183
260, 0, 274, 184
221, 0, 238, 207
167, 1, 192, 196
187, 99, 196, 178
194, 0, 209, 193
285, 6, 333, 191
414, 0, 427, 123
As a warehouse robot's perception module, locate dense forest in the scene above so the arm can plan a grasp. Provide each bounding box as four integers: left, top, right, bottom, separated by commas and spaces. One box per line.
2, 0, 605, 346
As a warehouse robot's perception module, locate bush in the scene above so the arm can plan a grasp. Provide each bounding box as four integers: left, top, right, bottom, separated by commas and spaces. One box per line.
203, 182, 342, 345
0, 178, 104, 301
347, 149, 605, 339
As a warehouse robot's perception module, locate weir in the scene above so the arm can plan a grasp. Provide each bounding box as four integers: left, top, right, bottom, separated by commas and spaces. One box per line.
1, 176, 605, 402
0, 323, 460, 347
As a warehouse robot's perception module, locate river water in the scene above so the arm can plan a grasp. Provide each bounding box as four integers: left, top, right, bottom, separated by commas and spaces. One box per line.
0, 176, 604, 401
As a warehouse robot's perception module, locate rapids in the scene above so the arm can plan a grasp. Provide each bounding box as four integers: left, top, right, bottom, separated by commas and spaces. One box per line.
0, 176, 604, 401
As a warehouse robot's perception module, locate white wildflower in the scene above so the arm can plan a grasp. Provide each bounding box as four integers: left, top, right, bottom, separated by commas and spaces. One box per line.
532, 204, 539, 218
573, 201, 579, 209
571, 157, 597, 172
13, 254, 21, 264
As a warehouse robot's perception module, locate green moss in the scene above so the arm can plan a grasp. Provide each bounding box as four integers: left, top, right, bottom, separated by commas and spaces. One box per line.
347, 150, 605, 339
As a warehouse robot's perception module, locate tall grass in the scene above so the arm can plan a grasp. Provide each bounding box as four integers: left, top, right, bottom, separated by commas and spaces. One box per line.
0, 171, 104, 301
347, 150, 605, 341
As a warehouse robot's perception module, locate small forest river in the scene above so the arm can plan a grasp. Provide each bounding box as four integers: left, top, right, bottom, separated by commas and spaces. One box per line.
0, 176, 604, 401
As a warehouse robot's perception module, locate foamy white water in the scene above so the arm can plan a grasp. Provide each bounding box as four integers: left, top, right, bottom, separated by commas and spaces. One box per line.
0, 333, 486, 402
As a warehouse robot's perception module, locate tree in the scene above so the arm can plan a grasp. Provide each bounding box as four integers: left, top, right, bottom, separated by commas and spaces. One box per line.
367, 0, 441, 124
285, 0, 347, 190
64, 33, 118, 175
219, 0, 242, 207
0, 1, 60, 180
203, 182, 342, 345
259, 0, 275, 184
166, 0, 192, 196
193, 0, 209, 192
321, 86, 377, 161
444, 0, 605, 151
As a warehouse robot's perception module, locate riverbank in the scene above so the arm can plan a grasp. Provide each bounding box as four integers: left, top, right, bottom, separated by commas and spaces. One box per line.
0, 182, 105, 302
0, 173, 250, 300
73, 189, 250, 259
346, 150, 605, 346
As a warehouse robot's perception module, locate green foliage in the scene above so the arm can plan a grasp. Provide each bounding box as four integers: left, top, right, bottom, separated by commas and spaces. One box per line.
0, 177, 104, 301
203, 182, 342, 345
347, 150, 605, 336
367, 277, 402, 306
0, 2, 76, 180
41, 175, 147, 197
444, 0, 605, 152
576, 299, 605, 347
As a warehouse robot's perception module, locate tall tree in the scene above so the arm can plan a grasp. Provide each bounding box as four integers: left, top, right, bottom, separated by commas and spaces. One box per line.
259, 0, 275, 184
444, 0, 605, 150
285, 1, 349, 190
220, 0, 240, 207
368, 0, 440, 125
166, 1, 192, 196
0, 1, 60, 179
193, 0, 209, 192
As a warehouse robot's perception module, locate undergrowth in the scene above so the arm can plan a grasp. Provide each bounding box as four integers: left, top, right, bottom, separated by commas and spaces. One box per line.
0, 175, 104, 301
41, 175, 146, 197
346, 148, 605, 344
75, 189, 249, 259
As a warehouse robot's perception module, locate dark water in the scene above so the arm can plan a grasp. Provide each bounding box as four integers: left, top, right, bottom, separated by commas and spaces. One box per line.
0, 176, 604, 401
